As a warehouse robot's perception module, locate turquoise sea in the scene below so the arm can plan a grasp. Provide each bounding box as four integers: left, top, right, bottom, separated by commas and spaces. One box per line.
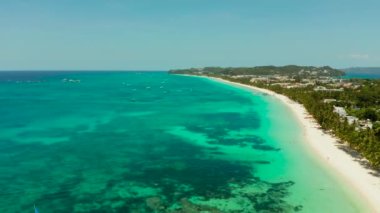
0, 71, 368, 212
344, 72, 380, 79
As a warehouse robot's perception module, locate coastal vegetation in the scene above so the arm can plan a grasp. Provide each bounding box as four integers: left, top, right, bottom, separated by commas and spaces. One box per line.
170, 66, 380, 167
170, 66, 345, 77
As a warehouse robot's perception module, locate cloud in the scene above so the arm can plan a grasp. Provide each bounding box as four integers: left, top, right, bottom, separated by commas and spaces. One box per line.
348, 54, 370, 60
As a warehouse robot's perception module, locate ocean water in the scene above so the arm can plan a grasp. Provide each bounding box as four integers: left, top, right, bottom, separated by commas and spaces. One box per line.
0, 71, 368, 212
344, 72, 380, 79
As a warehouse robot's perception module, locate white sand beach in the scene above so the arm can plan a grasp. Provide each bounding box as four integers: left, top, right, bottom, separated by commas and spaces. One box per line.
203, 76, 380, 212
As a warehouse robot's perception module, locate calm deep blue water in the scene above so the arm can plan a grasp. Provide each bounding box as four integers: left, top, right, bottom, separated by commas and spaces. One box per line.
0, 71, 368, 212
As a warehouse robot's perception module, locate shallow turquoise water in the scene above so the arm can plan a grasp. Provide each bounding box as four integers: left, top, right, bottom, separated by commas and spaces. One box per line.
0, 71, 367, 212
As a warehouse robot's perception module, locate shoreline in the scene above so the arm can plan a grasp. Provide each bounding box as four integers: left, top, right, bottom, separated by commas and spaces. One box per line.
183, 74, 380, 211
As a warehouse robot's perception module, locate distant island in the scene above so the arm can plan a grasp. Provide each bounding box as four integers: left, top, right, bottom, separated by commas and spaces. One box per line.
170, 65, 380, 168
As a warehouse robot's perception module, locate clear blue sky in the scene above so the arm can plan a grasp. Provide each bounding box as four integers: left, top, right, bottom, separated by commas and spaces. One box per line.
1, 0, 379, 70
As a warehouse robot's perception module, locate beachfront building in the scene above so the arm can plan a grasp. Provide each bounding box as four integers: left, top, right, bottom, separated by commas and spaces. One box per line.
333, 106, 373, 130
314, 86, 344, 92
334, 106, 347, 117
250, 77, 268, 83
323, 99, 337, 103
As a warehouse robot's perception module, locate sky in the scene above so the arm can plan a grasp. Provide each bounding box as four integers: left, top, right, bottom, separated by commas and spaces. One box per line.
0, 0, 379, 70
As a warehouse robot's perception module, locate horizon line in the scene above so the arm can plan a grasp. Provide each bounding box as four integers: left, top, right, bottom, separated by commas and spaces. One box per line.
0, 70, 169, 72
0, 66, 379, 72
